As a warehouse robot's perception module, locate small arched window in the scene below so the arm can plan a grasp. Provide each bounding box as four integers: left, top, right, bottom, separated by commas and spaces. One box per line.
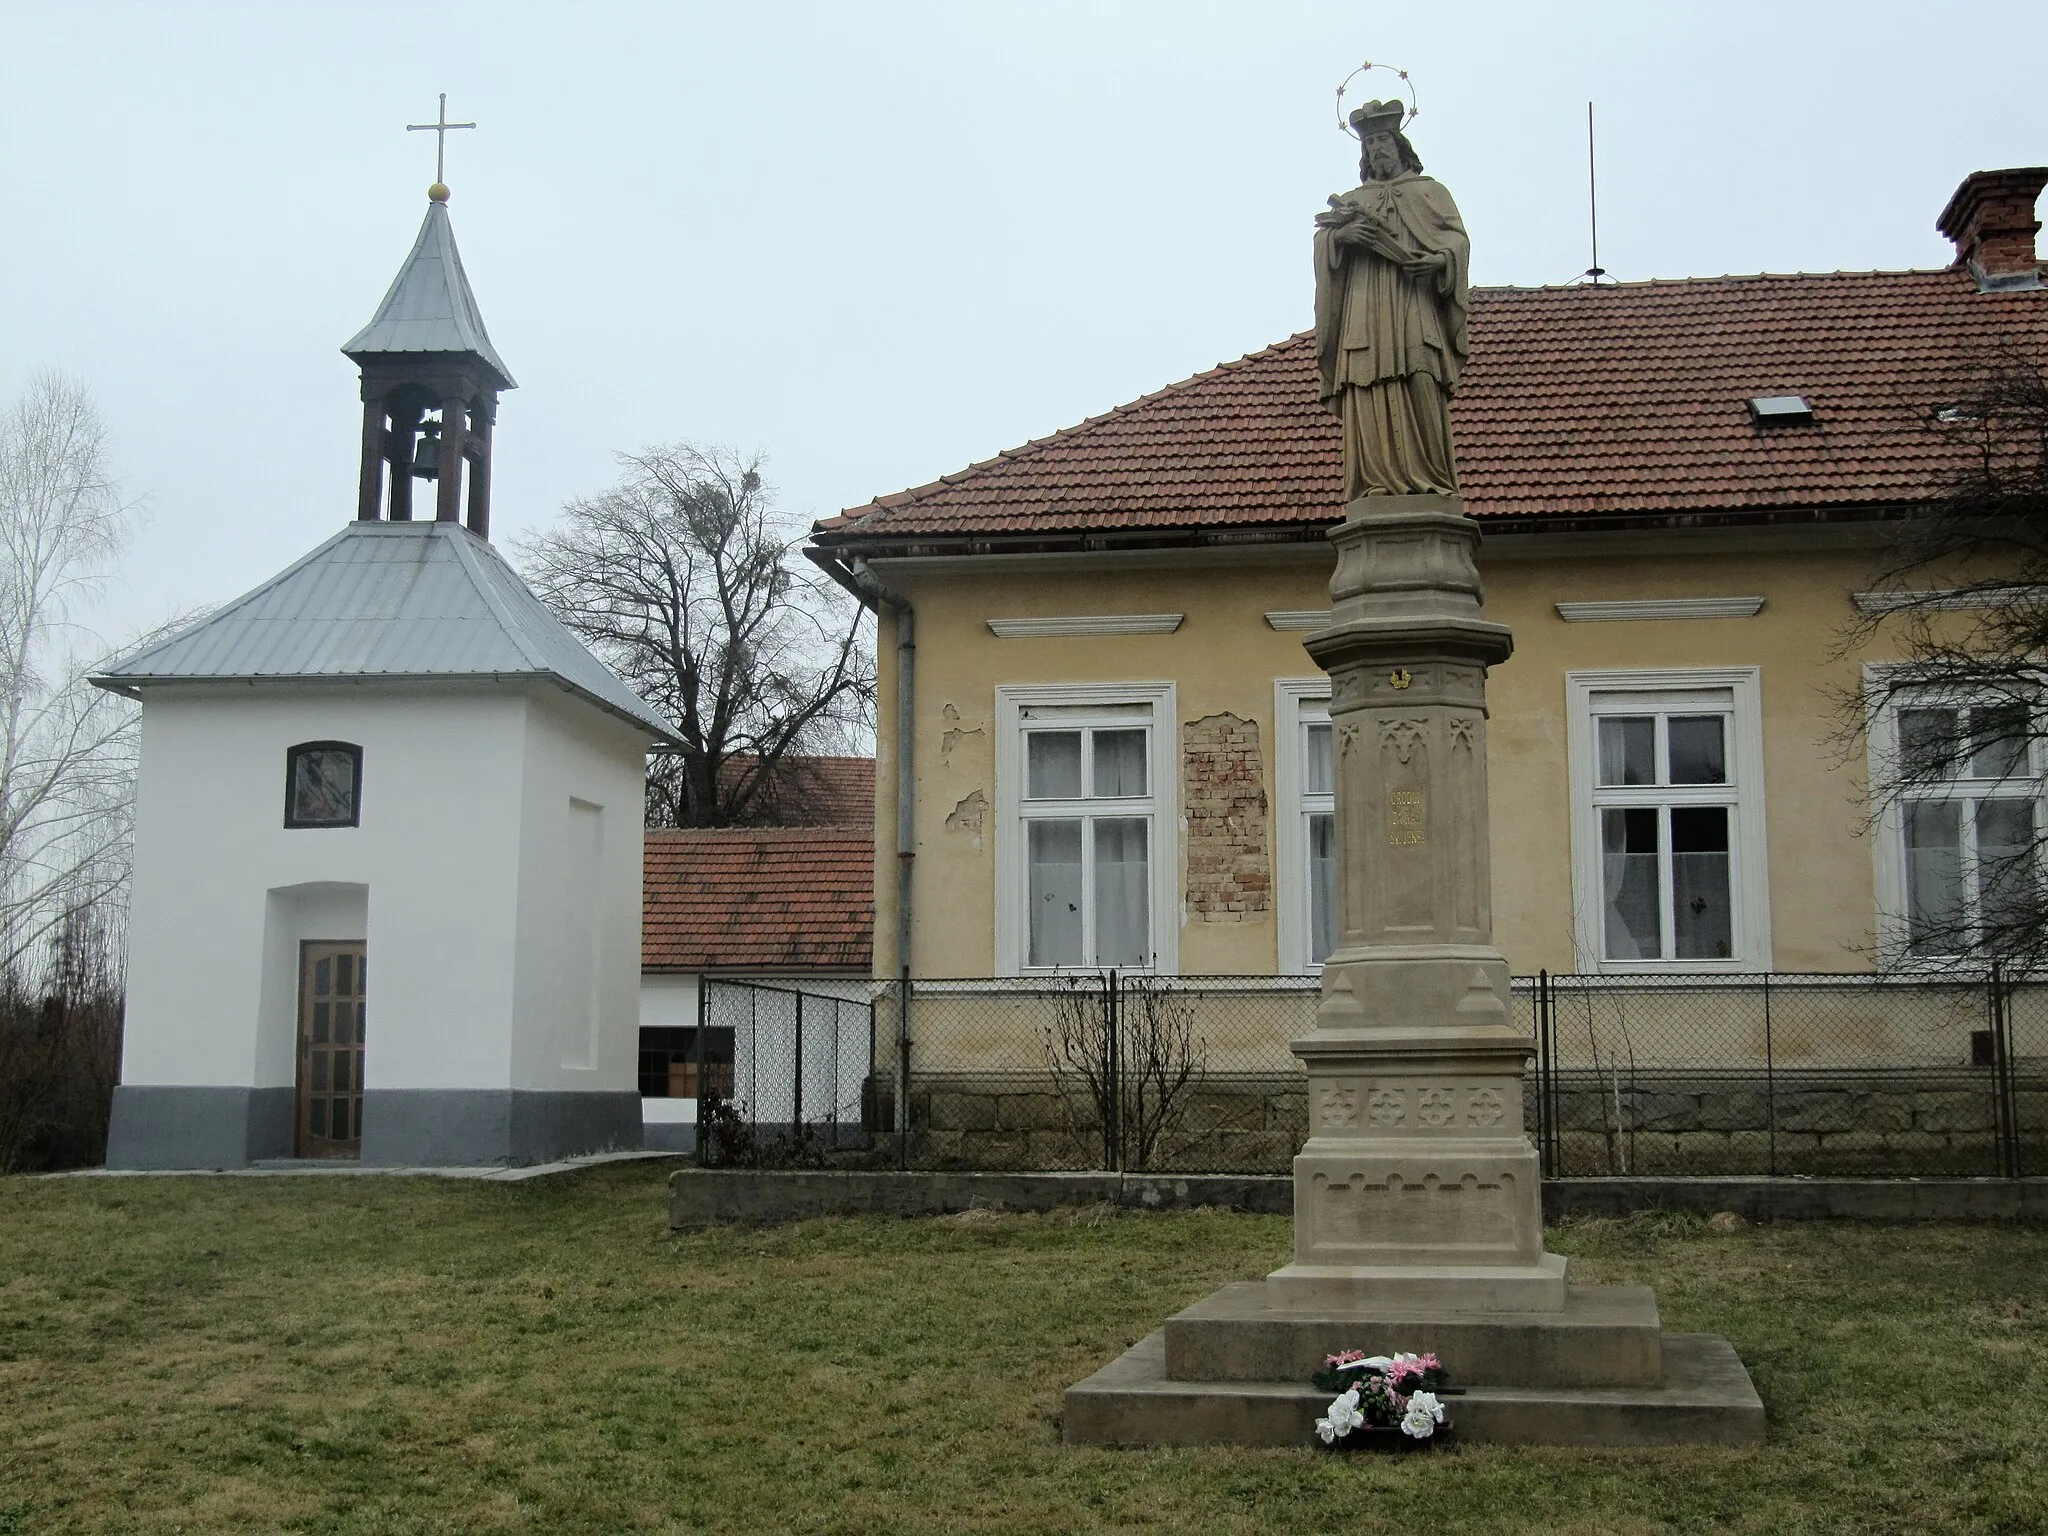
285, 742, 363, 828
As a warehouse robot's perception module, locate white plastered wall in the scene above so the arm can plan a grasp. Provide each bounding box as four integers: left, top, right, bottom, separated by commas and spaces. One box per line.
509, 689, 650, 1095
121, 682, 647, 1100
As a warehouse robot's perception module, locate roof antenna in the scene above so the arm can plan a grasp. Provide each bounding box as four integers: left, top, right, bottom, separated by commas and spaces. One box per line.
1584, 101, 1608, 285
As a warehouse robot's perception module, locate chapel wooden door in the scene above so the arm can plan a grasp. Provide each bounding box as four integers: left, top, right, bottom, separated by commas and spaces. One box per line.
297, 941, 367, 1157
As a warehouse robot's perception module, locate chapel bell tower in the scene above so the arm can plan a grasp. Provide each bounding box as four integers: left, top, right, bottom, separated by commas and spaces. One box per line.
97, 104, 677, 1171
342, 180, 515, 537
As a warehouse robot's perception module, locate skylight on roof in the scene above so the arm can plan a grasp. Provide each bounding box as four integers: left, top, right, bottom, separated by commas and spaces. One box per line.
1748, 394, 1815, 425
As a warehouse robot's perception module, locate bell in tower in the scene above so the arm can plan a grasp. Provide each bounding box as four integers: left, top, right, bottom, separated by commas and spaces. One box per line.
343, 177, 515, 536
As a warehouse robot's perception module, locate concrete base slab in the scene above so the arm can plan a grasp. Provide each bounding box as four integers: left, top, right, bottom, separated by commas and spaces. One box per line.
1266, 1250, 1568, 1313
1167, 1280, 1663, 1387
49, 1150, 679, 1182
1064, 1330, 1764, 1448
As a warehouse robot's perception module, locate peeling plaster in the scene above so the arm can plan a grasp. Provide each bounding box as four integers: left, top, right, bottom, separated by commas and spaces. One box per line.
940, 702, 987, 759
944, 788, 988, 850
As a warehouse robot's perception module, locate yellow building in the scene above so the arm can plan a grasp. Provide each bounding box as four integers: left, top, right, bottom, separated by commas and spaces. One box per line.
814, 168, 2048, 1000
799, 169, 2048, 1177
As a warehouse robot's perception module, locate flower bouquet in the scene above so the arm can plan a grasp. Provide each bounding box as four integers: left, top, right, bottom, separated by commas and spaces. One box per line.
1311, 1351, 1455, 1449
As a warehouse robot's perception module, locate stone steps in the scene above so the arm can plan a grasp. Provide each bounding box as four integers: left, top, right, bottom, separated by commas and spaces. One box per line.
1164, 1281, 1665, 1387
1064, 1329, 1766, 1448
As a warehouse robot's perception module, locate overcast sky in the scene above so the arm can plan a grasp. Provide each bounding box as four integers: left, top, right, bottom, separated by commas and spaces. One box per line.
4, 0, 2045, 651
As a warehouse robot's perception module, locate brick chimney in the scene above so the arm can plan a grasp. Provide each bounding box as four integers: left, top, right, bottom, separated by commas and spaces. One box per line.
1936, 168, 2047, 290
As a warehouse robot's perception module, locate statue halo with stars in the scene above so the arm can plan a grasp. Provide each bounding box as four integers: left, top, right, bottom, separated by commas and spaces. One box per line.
1313, 64, 1471, 501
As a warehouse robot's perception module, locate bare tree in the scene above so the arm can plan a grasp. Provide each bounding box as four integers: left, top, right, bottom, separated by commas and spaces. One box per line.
1042, 973, 1206, 1171
1845, 353, 2048, 969
0, 374, 142, 980
0, 373, 142, 1169
1044, 975, 1119, 1168
0, 890, 125, 1173
520, 443, 873, 827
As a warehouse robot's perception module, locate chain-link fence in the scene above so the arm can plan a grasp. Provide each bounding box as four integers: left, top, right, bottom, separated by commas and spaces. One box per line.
691, 980, 876, 1165
880, 974, 1316, 1173
686, 970, 2048, 1178
1525, 969, 2048, 1179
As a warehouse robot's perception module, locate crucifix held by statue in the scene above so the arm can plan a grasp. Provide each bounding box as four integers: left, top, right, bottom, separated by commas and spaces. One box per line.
1313, 99, 1471, 499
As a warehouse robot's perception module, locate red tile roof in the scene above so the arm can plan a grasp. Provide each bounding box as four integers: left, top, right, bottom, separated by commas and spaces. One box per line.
718, 754, 875, 828
815, 269, 2048, 546
643, 827, 873, 972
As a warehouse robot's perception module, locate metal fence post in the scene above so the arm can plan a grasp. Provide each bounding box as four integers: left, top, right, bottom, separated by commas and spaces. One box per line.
693, 978, 710, 1166
1991, 962, 2018, 1180
2013, 976, 2033, 1179
897, 971, 912, 1170
793, 990, 805, 1133
1764, 971, 1776, 1178
1547, 972, 1558, 1176
1534, 970, 1552, 1179
1540, 974, 1556, 1179
1105, 970, 1121, 1173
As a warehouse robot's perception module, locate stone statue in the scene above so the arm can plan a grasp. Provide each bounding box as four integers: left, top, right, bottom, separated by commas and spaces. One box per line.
1313, 101, 1470, 499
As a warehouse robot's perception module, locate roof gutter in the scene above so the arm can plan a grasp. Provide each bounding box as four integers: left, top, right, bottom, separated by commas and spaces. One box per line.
806, 500, 1932, 563
820, 553, 915, 997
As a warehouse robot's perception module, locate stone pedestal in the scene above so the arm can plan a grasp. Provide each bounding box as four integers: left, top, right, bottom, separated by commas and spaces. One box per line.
1269, 494, 1561, 1312
1062, 494, 1764, 1447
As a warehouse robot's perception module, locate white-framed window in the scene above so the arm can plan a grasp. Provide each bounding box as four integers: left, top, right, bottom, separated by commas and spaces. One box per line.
1866, 672, 2043, 961
1566, 668, 1771, 972
995, 682, 1178, 975
1274, 678, 1337, 973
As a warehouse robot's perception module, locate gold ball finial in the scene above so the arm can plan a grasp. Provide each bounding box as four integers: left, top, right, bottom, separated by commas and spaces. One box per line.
428, 182, 451, 203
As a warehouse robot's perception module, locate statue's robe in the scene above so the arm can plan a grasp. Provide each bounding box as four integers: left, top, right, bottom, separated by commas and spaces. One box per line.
1313, 171, 1471, 498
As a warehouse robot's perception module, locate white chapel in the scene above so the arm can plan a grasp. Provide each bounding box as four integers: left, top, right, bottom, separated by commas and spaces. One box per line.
94, 182, 682, 1169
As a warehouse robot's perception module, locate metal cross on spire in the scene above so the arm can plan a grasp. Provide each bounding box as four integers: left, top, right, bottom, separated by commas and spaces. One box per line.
407, 93, 476, 187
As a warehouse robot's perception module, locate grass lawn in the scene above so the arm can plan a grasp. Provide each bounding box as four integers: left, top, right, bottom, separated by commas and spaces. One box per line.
2, 1164, 2045, 1535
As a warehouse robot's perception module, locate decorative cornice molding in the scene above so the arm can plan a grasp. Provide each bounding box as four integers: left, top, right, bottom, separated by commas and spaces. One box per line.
1852, 587, 2020, 615
1554, 596, 1765, 622
986, 613, 1184, 637
1264, 610, 1333, 631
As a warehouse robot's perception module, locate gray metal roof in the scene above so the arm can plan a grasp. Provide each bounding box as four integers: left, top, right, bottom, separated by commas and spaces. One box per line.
93, 521, 681, 743
341, 200, 516, 389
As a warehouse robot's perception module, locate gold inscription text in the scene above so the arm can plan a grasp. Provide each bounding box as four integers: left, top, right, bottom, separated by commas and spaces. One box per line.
1388, 788, 1426, 846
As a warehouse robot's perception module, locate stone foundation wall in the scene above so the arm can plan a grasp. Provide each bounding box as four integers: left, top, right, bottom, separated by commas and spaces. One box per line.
904, 1074, 1306, 1172
1542, 1072, 2048, 1177
883, 1070, 2048, 1177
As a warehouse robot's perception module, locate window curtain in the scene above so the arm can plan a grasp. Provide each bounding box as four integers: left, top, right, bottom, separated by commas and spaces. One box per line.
1092, 817, 1149, 966
1309, 812, 1337, 963
1028, 819, 1084, 966
1601, 807, 1660, 960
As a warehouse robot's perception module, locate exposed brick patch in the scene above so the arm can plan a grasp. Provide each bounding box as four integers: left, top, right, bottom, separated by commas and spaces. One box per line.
1182, 713, 1271, 922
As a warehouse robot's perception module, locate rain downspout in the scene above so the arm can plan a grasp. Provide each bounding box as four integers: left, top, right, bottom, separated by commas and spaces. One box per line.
843, 559, 914, 987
